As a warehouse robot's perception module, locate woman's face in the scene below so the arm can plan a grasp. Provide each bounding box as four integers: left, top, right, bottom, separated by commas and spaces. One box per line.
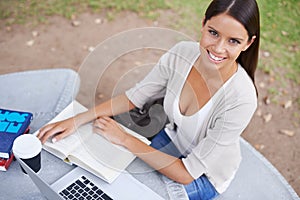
200, 13, 255, 70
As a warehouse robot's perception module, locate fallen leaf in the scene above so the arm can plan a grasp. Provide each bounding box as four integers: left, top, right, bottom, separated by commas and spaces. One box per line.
262, 51, 270, 57
71, 20, 81, 27
259, 82, 265, 88
281, 30, 288, 36
32, 30, 39, 37
88, 46, 95, 52
288, 44, 299, 52
279, 129, 295, 137
94, 18, 102, 24
263, 96, 271, 105
263, 113, 272, 123
26, 40, 34, 46
283, 100, 292, 109
254, 144, 265, 150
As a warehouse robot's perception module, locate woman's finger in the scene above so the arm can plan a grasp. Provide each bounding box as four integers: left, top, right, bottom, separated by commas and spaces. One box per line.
37, 123, 55, 139
52, 129, 72, 143
40, 125, 65, 144
94, 118, 106, 129
93, 126, 103, 135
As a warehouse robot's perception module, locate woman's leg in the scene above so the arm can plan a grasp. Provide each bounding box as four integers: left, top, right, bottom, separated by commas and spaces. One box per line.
151, 129, 219, 200
150, 129, 182, 158
150, 129, 189, 199
184, 175, 219, 200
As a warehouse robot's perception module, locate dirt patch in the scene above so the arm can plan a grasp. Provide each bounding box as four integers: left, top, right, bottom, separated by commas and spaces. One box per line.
0, 11, 299, 195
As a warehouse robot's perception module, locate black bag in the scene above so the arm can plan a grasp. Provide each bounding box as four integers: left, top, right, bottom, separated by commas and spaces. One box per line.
113, 98, 168, 140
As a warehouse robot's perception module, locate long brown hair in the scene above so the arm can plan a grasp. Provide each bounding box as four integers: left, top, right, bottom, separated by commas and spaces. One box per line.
203, 0, 260, 87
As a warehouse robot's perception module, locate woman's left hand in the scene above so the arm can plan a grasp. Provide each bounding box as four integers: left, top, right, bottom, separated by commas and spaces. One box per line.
93, 116, 128, 146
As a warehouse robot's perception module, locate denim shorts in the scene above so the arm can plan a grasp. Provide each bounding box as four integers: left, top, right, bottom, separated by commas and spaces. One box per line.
150, 129, 219, 200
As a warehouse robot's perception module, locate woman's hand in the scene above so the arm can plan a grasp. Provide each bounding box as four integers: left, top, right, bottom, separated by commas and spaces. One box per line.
93, 116, 129, 146
37, 117, 78, 144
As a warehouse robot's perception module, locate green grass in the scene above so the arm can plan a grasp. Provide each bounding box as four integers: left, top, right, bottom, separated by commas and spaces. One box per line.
257, 0, 300, 83
0, 0, 299, 84
0, 0, 169, 24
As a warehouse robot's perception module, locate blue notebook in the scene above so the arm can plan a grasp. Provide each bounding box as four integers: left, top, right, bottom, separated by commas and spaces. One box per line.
0, 108, 33, 159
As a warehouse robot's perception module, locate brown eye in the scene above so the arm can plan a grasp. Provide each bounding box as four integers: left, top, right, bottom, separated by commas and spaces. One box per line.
229, 38, 241, 44
209, 30, 218, 37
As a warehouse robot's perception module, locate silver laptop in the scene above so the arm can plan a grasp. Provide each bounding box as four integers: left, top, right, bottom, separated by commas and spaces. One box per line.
16, 157, 164, 200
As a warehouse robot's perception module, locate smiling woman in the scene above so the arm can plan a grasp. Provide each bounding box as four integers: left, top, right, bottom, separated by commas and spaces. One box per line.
37, 0, 261, 199
199, 13, 256, 83
202, 0, 260, 87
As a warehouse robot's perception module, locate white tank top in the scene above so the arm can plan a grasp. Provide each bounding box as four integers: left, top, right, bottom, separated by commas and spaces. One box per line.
165, 95, 213, 156
165, 73, 235, 156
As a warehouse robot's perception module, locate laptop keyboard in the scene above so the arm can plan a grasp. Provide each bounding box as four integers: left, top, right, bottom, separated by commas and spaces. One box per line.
59, 176, 113, 200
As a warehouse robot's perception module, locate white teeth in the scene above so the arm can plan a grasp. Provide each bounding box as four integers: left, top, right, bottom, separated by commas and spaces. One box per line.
209, 52, 224, 61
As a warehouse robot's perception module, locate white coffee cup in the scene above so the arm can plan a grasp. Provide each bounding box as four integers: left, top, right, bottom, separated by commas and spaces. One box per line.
13, 134, 42, 173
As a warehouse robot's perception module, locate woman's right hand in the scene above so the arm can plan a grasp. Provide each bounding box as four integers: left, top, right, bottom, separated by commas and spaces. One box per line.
37, 117, 78, 144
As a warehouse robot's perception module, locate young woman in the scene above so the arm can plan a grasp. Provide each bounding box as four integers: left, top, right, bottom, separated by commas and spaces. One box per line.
38, 0, 260, 199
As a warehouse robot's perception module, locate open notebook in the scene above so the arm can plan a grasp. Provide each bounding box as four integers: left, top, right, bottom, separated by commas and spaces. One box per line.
34, 101, 150, 183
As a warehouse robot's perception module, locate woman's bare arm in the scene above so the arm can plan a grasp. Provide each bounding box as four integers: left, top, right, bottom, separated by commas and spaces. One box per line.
94, 116, 194, 185
38, 94, 135, 143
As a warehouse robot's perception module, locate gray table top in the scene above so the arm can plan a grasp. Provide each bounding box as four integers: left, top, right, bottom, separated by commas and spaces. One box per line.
1, 69, 298, 200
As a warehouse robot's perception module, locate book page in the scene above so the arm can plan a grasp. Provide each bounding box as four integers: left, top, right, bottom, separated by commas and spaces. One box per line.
83, 124, 150, 169
67, 123, 137, 183
42, 132, 87, 160
75, 122, 150, 171
37, 100, 150, 183
68, 146, 130, 183
33, 101, 88, 159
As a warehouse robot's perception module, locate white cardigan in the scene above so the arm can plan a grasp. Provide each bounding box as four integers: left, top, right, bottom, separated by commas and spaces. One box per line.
126, 41, 257, 193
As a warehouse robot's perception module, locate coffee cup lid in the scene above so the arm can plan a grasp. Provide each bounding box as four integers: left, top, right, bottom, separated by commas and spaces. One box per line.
13, 134, 42, 159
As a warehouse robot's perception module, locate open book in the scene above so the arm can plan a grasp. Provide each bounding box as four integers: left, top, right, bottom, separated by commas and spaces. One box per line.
34, 101, 150, 183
